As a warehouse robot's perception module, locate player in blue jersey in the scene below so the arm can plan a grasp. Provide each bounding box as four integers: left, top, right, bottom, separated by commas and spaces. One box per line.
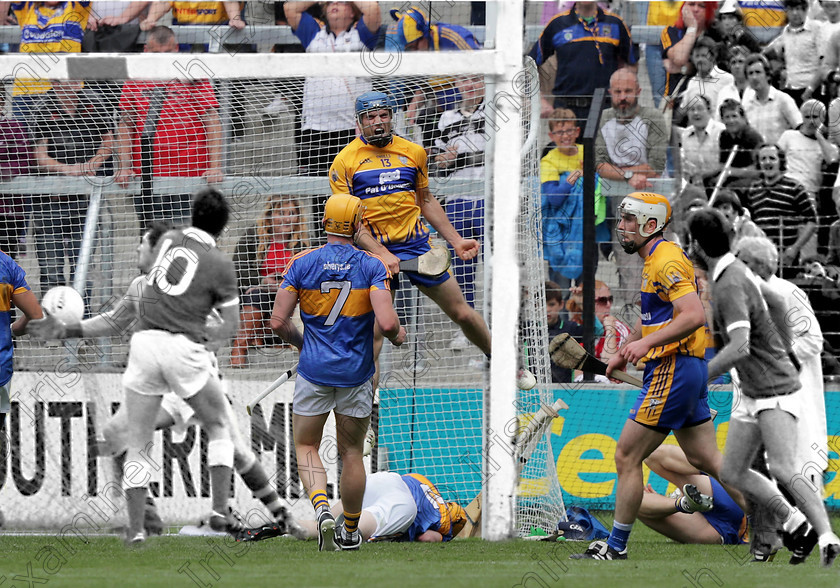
289, 470, 466, 543
330, 91, 536, 390
688, 207, 840, 567
639, 444, 747, 546
270, 193, 406, 551
0, 250, 44, 430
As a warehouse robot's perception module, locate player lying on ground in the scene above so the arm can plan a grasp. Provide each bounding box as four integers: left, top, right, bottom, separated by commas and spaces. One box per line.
639, 444, 747, 545
270, 193, 406, 551
245, 470, 466, 543
30, 221, 299, 540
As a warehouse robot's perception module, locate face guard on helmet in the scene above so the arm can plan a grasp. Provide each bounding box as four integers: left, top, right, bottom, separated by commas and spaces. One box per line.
616, 192, 672, 254
323, 193, 365, 237
355, 91, 394, 147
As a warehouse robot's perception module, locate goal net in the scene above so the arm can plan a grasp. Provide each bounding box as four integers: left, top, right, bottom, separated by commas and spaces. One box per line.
0, 1, 565, 535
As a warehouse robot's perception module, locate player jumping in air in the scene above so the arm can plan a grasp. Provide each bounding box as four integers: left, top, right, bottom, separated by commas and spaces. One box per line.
573, 192, 738, 560
329, 91, 536, 391
270, 193, 406, 551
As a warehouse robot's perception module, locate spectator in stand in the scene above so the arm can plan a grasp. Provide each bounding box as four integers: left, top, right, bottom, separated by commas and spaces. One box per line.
642, 0, 682, 108
680, 94, 724, 193
284, 2, 381, 177
661, 1, 717, 106
541, 108, 607, 297
89, 1, 148, 30
705, 0, 762, 72
710, 189, 766, 248
717, 99, 763, 192
595, 68, 668, 301
778, 99, 838, 200
566, 280, 631, 366
386, 5, 480, 141
545, 280, 582, 385
528, 1, 635, 121
430, 75, 486, 351
1, 1, 93, 129
827, 197, 840, 267
680, 36, 735, 116
713, 46, 753, 117
140, 1, 244, 33
230, 195, 307, 367
114, 26, 223, 231
818, 1, 840, 100
744, 143, 817, 278
742, 53, 802, 144
0, 117, 34, 260
763, 0, 824, 106
30, 80, 113, 301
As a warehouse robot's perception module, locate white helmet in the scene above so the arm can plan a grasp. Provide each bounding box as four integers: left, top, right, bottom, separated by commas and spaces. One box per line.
617, 192, 672, 238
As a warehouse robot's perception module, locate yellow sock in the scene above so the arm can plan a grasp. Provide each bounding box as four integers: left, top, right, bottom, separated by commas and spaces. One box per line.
344, 510, 361, 534
309, 490, 329, 513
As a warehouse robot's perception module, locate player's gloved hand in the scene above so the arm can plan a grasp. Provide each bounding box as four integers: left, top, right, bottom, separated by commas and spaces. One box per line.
27, 315, 70, 340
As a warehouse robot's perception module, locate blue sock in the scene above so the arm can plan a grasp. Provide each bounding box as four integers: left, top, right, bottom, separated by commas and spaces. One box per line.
607, 521, 633, 552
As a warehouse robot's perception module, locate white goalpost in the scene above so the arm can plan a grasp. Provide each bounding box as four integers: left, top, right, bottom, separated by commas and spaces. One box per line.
0, 0, 564, 538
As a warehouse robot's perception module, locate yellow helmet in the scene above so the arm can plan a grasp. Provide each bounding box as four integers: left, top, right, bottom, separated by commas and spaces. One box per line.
323, 193, 365, 237
617, 192, 672, 238
447, 501, 467, 538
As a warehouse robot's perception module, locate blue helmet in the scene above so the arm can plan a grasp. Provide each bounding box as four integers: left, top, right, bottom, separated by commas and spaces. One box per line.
355, 91, 394, 118
355, 91, 394, 146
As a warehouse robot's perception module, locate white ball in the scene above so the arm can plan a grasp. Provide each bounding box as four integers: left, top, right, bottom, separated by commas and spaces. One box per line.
42, 286, 85, 323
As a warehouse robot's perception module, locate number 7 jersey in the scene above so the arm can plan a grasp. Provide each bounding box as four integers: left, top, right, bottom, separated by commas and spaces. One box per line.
138, 227, 239, 344
281, 242, 391, 388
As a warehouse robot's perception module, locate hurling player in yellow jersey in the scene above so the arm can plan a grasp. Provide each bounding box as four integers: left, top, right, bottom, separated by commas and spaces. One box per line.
330, 91, 535, 390
573, 193, 736, 560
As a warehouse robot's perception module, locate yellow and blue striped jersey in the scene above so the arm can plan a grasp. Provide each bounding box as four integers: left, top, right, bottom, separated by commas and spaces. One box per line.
0, 251, 30, 386
281, 242, 390, 387
10, 1, 91, 96
401, 473, 457, 541
640, 240, 705, 361
330, 135, 431, 257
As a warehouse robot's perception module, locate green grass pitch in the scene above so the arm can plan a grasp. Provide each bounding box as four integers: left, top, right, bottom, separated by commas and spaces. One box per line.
4, 522, 840, 588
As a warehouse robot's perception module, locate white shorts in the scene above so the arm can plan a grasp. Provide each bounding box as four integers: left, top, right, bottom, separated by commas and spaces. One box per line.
362, 472, 417, 539
160, 393, 197, 437
293, 374, 374, 418
732, 388, 803, 425
123, 330, 218, 399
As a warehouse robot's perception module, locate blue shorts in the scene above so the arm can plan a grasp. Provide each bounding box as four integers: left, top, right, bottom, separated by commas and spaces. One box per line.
630, 354, 711, 431
702, 477, 748, 545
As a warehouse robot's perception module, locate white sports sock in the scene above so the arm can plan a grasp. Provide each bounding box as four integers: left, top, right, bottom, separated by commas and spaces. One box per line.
782, 510, 807, 534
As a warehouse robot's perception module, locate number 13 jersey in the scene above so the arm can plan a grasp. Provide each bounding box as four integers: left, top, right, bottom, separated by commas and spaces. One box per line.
139, 227, 239, 344
281, 242, 390, 388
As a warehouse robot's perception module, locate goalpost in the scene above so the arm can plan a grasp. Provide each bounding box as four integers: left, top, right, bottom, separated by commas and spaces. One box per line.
0, 0, 565, 538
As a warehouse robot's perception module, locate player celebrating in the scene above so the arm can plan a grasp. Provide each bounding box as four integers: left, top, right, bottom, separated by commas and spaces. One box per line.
573, 192, 732, 560
29, 220, 299, 540
688, 208, 840, 567
329, 91, 536, 390
112, 188, 242, 545
270, 193, 406, 551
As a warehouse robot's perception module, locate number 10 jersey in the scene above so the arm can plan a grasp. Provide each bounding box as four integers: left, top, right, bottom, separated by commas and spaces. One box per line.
138, 227, 239, 344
